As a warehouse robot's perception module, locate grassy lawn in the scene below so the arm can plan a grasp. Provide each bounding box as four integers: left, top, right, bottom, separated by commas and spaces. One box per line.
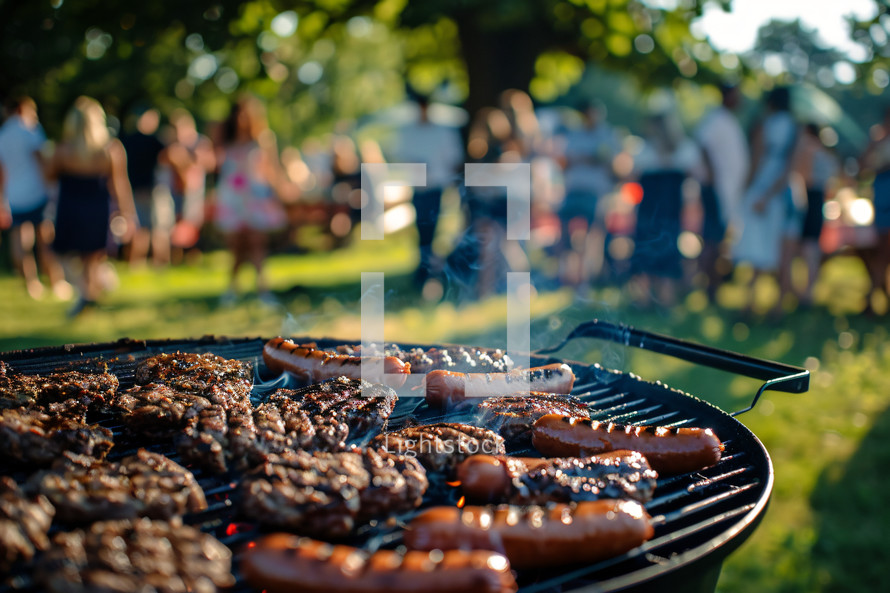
0, 228, 887, 593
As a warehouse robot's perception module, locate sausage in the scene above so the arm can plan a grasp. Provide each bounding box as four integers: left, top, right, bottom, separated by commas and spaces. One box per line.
404, 500, 653, 569
456, 455, 548, 502
455, 450, 655, 503
531, 414, 724, 475
423, 364, 575, 408
241, 533, 517, 593
263, 337, 410, 388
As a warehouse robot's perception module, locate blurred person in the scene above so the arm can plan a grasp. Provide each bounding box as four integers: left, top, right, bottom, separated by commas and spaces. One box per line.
556, 100, 621, 289
859, 106, 890, 312
630, 111, 704, 307
694, 84, 749, 302
214, 96, 287, 306
330, 132, 362, 229
789, 123, 838, 307
0, 96, 69, 300
733, 87, 798, 317
500, 89, 541, 157
48, 96, 138, 317
389, 94, 464, 288
119, 105, 166, 267
160, 108, 215, 261
458, 107, 530, 299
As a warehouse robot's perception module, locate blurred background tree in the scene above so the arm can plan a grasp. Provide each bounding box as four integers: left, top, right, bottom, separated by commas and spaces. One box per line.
1, 0, 887, 157
0, 0, 728, 141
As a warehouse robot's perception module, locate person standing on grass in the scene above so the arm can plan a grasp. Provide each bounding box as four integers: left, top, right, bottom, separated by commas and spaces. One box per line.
556, 100, 621, 289
390, 93, 464, 289
694, 84, 749, 303
120, 105, 166, 267
732, 87, 798, 318
630, 111, 704, 308
48, 96, 138, 317
859, 106, 890, 314
214, 96, 287, 307
789, 123, 837, 308
161, 108, 215, 262
0, 96, 70, 300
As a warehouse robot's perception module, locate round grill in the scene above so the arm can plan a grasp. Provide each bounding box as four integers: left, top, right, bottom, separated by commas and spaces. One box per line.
0, 323, 807, 593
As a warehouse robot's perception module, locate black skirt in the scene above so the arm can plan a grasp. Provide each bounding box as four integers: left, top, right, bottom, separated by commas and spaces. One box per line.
53, 174, 111, 254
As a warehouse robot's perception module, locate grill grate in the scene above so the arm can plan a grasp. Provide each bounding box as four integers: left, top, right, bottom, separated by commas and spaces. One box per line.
1, 337, 775, 593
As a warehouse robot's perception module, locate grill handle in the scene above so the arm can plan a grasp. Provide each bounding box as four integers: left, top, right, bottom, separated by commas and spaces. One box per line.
537, 320, 809, 416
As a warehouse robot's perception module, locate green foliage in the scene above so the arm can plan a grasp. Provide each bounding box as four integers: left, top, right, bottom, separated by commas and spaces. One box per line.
1, 0, 724, 141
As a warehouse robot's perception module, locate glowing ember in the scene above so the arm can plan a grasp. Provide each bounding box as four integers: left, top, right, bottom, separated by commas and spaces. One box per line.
457, 496, 466, 508
247, 541, 257, 549
226, 522, 252, 536
446, 480, 462, 487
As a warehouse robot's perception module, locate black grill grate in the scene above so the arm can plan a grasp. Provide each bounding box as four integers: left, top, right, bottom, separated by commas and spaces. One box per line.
1, 336, 776, 593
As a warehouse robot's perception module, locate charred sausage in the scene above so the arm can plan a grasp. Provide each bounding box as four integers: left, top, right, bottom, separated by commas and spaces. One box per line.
404, 500, 653, 569
263, 337, 410, 388
241, 533, 517, 593
456, 450, 657, 504
531, 414, 724, 475
423, 364, 575, 408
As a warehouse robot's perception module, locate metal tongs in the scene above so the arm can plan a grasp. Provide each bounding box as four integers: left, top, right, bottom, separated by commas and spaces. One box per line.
536, 319, 809, 416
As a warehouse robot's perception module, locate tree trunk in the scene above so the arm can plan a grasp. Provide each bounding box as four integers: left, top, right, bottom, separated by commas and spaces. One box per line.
454, 13, 544, 123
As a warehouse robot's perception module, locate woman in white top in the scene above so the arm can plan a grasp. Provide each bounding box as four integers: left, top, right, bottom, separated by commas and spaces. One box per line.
733, 87, 798, 316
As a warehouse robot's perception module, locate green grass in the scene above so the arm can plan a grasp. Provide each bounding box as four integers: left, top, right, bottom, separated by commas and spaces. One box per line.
1, 229, 887, 593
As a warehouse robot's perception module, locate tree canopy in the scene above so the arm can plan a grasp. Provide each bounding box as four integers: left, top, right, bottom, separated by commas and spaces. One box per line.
1, 0, 735, 140
1, 0, 885, 148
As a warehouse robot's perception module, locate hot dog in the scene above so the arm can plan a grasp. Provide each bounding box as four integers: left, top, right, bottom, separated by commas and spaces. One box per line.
404, 500, 653, 569
456, 450, 657, 504
263, 337, 410, 388
423, 364, 575, 408
532, 414, 724, 475
241, 533, 517, 593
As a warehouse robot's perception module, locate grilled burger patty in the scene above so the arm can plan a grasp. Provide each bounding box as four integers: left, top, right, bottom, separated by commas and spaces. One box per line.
477, 393, 589, 442
29, 449, 207, 524
372, 423, 506, 475
177, 378, 397, 474
134, 352, 253, 398
0, 476, 54, 572
0, 407, 113, 468
240, 448, 428, 538
36, 518, 234, 593
0, 361, 118, 418
270, 377, 398, 436
111, 353, 254, 440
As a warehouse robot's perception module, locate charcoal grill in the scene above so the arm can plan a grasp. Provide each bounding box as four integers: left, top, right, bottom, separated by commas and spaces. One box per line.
0, 321, 808, 593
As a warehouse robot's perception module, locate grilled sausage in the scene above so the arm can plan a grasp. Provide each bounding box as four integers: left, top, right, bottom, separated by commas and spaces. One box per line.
423, 364, 575, 408
532, 414, 724, 475
241, 533, 517, 593
263, 337, 410, 388
456, 450, 657, 504
404, 500, 653, 569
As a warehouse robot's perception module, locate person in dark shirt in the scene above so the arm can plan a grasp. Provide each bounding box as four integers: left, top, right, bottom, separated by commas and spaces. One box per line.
120, 106, 166, 266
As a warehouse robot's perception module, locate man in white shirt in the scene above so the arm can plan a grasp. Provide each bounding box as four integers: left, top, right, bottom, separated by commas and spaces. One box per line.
694, 85, 749, 301
0, 96, 68, 299
390, 95, 464, 288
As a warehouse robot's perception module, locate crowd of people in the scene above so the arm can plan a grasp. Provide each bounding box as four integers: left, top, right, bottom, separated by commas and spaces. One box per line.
0, 87, 887, 317
0, 94, 292, 314
400, 85, 853, 317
